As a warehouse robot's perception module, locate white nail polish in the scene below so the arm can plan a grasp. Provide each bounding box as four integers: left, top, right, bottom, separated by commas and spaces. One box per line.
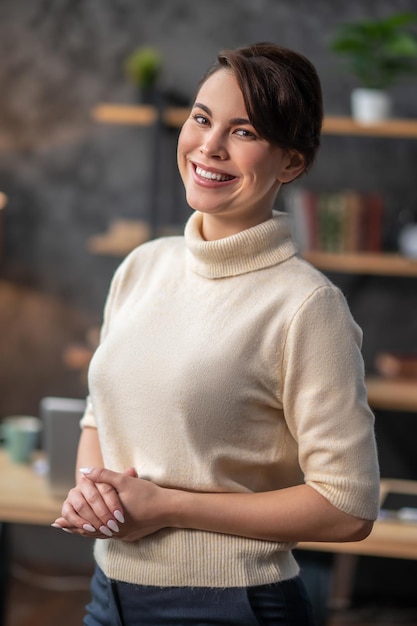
99, 525, 113, 537
51, 523, 61, 529
107, 520, 119, 533
79, 467, 93, 475
62, 528, 73, 534
114, 510, 125, 524
83, 523, 96, 533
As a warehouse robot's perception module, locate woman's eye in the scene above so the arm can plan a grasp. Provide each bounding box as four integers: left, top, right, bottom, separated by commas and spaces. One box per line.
235, 128, 256, 139
192, 113, 209, 125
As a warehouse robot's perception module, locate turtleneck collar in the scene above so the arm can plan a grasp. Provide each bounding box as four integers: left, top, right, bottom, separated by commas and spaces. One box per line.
184, 211, 297, 279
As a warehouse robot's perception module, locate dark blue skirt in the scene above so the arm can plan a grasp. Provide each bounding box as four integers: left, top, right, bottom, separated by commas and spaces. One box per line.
83, 565, 316, 626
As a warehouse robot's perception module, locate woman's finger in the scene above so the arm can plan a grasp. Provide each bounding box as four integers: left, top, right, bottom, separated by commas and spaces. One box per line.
52, 516, 113, 539
60, 480, 123, 536
95, 480, 126, 526
78, 467, 130, 525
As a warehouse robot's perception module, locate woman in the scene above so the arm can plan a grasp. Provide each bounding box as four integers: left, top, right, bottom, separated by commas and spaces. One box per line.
53, 43, 380, 625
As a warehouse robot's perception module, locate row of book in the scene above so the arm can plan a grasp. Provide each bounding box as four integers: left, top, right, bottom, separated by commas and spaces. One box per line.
285, 188, 384, 253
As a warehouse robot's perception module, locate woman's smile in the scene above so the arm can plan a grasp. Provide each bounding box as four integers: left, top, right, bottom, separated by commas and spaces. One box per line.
192, 162, 237, 185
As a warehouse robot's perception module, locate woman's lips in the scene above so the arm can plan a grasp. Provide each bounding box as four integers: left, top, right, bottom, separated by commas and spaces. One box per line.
192, 163, 236, 185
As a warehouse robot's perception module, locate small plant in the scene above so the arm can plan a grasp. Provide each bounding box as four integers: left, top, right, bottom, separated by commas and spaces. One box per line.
331, 12, 417, 89
124, 46, 162, 89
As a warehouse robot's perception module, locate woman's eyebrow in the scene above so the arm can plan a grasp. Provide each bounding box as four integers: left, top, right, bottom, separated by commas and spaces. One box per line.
193, 101, 211, 115
193, 101, 251, 126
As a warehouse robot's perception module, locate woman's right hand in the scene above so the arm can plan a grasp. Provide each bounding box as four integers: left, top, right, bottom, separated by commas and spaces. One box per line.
52, 466, 137, 538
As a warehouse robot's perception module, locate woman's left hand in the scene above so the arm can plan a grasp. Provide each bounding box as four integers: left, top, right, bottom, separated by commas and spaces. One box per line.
53, 468, 172, 542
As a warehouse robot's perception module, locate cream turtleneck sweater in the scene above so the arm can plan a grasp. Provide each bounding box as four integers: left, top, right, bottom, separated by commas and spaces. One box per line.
81, 210, 379, 588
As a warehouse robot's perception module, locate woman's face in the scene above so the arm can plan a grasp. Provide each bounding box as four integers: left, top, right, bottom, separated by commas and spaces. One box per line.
177, 69, 303, 238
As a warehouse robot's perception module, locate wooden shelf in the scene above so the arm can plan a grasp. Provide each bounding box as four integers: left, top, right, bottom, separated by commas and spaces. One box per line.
322, 115, 417, 139
302, 251, 417, 277
91, 104, 189, 128
0, 192, 7, 210
86, 220, 184, 257
300, 479, 417, 560
92, 104, 158, 126
92, 105, 417, 138
366, 376, 417, 412
163, 107, 190, 127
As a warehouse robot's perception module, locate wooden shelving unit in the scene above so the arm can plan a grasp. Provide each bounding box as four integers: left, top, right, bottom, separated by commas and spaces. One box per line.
90, 105, 417, 414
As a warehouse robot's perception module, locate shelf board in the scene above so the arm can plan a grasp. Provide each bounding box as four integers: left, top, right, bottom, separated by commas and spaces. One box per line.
366, 376, 417, 412
0, 191, 7, 210
302, 251, 417, 277
86, 220, 184, 257
163, 107, 190, 127
92, 104, 158, 126
322, 115, 417, 139
88, 235, 417, 278
91, 104, 189, 128
91, 105, 417, 138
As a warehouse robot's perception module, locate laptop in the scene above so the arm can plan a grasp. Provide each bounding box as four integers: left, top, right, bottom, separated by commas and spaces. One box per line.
40, 396, 86, 498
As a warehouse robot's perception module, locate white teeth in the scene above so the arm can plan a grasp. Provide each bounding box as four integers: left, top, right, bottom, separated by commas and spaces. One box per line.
196, 166, 233, 182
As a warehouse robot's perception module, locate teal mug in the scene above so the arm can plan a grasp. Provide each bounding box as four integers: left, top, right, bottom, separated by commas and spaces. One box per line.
1, 416, 41, 464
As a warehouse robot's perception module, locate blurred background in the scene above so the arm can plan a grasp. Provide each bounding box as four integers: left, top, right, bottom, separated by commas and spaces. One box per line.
1, 0, 417, 624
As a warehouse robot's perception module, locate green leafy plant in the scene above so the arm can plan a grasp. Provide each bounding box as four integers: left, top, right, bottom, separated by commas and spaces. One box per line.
124, 46, 162, 89
331, 12, 417, 89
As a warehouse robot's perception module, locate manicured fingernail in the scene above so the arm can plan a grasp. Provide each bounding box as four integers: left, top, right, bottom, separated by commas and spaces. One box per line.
62, 528, 73, 534
83, 523, 96, 533
51, 523, 61, 529
99, 525, 113, 537
114, 510, 125, 524
107, 520, 119, 533
79, 467, 93, 475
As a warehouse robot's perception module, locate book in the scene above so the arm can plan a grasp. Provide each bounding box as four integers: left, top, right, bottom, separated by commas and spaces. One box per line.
285, 188, 318, 251
286, 188, 385, 254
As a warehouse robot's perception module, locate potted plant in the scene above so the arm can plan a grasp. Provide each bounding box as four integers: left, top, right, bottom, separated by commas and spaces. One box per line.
124, 46, 162, 104
330, 12, 417, 122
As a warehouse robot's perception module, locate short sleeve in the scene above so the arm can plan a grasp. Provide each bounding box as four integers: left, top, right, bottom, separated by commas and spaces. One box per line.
282, 285, 380, 520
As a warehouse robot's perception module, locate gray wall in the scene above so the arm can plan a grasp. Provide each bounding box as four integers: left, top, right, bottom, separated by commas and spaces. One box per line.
1, 0, 417, 308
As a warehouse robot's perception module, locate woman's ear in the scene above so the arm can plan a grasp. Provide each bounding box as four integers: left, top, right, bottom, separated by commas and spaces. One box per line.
278, 150, 306, 183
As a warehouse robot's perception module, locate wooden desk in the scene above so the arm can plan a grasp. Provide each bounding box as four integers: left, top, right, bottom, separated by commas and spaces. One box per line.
1, 448, 417, 561
0, 450, 64, 625
1, 449, 417, 616
0, 449, 62, 525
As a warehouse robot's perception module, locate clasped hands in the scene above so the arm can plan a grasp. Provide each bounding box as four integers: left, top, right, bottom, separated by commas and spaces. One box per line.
52, 467, 169, 542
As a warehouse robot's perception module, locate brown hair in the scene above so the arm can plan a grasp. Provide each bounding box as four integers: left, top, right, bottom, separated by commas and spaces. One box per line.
200, 42, 323, 173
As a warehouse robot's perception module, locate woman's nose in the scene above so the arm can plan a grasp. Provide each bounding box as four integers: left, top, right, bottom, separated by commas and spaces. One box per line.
200, 131, 228, 160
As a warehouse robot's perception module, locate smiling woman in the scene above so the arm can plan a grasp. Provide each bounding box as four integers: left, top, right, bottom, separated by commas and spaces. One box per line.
53, 43, 379, 626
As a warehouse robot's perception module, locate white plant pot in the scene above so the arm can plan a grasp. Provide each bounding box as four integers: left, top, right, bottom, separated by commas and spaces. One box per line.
351, 88, 392, 123
398, 223, 417, 258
